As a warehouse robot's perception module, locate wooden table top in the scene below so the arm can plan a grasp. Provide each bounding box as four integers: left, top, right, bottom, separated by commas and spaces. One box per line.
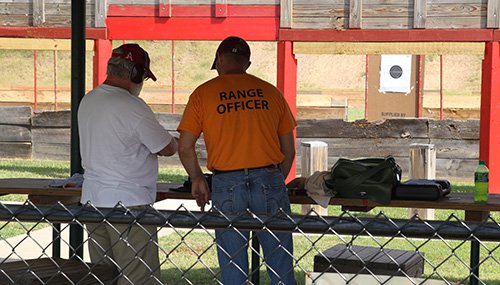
1, 178, 499, 212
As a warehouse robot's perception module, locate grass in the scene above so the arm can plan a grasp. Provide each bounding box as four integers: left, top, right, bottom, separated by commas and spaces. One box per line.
159, 231, 500, 285
1, 159, 498, 284
348, 107, 365, 121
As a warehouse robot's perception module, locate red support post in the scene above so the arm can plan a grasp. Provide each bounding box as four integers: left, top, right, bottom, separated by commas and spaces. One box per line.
277, 41, 297, 182
480, 42, 500, 194
171, 40, 175, 113
93, 39, 113, 88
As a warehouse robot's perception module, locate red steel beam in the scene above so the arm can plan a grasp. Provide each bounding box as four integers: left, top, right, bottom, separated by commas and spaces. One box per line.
493, 29, 500, 42
279, 29, 495, 42
108, 4, 279, 18
106, 17, 279, 40
0, 27, 106, 39
480, 42, 500, 194
93, 39, 112, 88
277, 41, 297, 182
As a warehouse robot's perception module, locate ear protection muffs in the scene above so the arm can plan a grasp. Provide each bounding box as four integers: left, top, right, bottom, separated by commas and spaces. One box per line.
130, 64, 145, 84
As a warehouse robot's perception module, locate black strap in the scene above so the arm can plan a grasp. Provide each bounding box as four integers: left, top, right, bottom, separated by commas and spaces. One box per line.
333, 158, 394, 194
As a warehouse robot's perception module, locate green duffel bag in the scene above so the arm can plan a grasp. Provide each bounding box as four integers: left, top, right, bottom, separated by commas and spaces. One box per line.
324, 156, 402, 204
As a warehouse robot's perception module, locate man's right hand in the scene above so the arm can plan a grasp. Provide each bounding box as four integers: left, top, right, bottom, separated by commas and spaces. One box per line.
191, 176, 210, 211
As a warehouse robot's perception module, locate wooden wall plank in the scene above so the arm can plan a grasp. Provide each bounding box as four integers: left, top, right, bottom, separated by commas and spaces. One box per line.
296, 119, 429, 139
32, 111, 71, 128
0, 125, 31, 142
292, 1, 486, 30
33, 0, 46, 26
297, 137, 478, 159
430, 138, 478, 159
414, 0, 427, 28
280, 0, 293, 28
0, 15, 30, 27
297, 137, 429, 158
435, 158, 477, 181
0, 142, 31, 159
0, 3, 94, 27
0, 107, 31, 126
349, 0, 362, 28
293, 4, 347, 17
425, 17, 485, 29
32, 128, 69, 144
427, 3, 486, 17
32, 142, 70, 160
362, 6, 412, 18
428, 120, 479, 140
487, 0, 500, 28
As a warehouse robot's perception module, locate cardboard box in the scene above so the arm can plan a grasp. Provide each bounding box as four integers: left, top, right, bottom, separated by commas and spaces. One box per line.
366, 55, 424, 121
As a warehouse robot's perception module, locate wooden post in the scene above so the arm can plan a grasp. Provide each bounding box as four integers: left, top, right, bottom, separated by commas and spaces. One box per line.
300, 141, 329, 215
487, 0, 500, 28
349, 0, 362, 29
280, 0, 292, 28
33, 0, 46, 27
413, 0, 427, 29
95, 0, 107, 27
408, 143, 436, 220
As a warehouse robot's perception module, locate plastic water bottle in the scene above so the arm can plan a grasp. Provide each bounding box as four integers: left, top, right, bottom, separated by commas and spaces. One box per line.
474, 160, 489, 203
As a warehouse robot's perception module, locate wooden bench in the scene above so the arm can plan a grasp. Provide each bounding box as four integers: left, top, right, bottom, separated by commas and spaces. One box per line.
314, 244, 424, 277
0, 257, 118, 284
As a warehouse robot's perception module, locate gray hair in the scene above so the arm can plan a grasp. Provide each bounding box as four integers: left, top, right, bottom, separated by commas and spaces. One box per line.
107, 57, 135, 80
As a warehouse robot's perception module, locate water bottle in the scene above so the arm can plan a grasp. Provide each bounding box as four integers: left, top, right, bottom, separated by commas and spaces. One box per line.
474, 160, 489, 203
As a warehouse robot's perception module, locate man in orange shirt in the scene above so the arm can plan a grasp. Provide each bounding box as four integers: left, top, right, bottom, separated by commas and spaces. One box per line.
177, 36, 296, 284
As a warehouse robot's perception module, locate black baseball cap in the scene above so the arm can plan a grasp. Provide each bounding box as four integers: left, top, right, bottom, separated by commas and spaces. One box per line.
211, 36, 251, 70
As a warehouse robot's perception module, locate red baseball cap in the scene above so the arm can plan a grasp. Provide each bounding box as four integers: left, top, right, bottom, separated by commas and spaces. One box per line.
211, 36, 251, 70
111, 44, 157, 81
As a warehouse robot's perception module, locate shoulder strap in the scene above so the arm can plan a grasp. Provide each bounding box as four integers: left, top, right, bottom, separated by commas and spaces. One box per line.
334, 158, 393, 193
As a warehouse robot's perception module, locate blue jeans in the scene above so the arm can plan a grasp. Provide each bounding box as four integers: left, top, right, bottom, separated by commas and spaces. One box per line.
211, 167, 296, 285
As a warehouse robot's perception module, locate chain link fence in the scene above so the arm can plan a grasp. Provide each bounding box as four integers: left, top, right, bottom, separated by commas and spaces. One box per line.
0, 201, 498, 284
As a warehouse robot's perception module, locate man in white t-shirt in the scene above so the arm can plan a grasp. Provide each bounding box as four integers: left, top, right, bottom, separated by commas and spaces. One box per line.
78, 43, 177, 285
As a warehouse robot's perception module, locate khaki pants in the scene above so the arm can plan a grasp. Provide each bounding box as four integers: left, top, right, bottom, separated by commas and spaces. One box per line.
87, 223, 161, 285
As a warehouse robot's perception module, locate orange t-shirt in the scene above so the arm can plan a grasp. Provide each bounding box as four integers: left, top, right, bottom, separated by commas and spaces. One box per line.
177, 73, 297, 171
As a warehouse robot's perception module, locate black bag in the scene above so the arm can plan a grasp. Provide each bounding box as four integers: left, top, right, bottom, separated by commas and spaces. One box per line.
394, 179, 451, 200
325, 156, 402, 204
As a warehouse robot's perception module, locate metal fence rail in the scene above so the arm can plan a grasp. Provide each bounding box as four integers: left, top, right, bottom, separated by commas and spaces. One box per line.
0, 202, 498, 285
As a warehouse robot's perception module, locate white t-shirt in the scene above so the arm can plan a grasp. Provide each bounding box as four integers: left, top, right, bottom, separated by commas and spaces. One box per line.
78, 84, 172, 207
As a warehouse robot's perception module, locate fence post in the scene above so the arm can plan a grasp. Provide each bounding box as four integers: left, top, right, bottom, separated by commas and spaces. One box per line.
300, 141, 328, 215
408, 143, 436, 220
